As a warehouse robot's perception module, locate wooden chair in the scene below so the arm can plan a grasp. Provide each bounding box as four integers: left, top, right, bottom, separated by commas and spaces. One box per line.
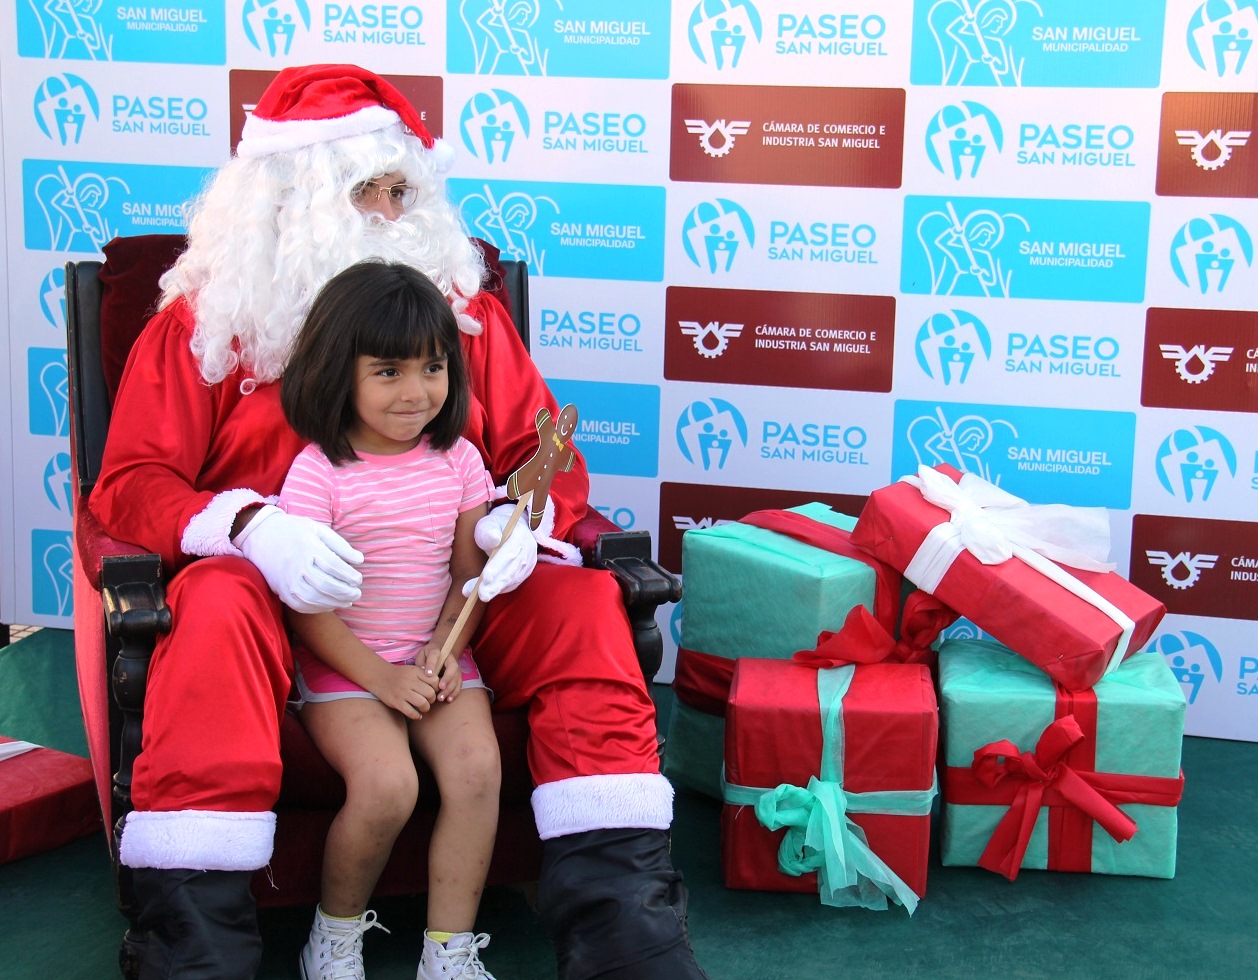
66, 234, 681, 977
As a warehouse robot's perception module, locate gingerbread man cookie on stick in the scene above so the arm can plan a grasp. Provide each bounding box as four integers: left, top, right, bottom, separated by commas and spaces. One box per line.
432, 404, 579, 673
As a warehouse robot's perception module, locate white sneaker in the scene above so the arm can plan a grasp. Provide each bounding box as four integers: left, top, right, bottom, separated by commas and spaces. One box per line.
299, 908, 390, 980
416, 932, 497, 979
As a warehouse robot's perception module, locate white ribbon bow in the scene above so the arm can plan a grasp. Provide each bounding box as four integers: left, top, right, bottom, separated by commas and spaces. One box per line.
900, 466, 1134, 676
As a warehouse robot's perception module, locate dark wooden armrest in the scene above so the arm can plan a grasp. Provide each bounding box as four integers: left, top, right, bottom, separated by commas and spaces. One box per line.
74, 505, 152, 591
571, 512, 683, 683
100, 553, 170, 824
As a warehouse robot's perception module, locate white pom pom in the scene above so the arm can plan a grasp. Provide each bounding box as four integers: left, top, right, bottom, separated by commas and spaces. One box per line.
429, 138, 456, 173
456, 311, 484, 336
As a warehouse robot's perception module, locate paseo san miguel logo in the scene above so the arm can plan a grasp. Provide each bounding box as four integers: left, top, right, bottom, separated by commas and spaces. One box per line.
687, 0, 764, 69
924, 101, 1003, 179
34, 74, 100, 145
1186, 0, 1258, 77
1146, 630, 1224, 705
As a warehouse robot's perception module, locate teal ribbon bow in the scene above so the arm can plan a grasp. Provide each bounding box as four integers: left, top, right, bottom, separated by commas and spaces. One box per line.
723, 666, 937, 914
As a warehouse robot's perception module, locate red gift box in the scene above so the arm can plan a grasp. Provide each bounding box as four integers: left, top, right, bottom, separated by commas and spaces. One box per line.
721, 658, 937, 912
0, 737, 102, 864
850, 464, 1165, 691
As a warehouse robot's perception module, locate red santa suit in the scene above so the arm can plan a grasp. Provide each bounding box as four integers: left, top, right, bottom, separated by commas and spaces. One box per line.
90, 288, 670, 870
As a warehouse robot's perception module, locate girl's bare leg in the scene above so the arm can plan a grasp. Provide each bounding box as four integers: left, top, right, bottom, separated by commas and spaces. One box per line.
301, 697, 418, 915
408, 688, 500, 932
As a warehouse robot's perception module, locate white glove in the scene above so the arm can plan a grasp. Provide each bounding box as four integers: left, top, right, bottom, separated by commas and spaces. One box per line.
463, 503, 538, 601
235, 505, 364, 614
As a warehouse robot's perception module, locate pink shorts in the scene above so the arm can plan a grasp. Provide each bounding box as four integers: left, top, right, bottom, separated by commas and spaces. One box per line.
294, 646, 486, 704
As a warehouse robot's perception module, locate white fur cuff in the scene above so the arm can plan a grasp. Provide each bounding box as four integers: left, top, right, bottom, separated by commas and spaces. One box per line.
493, 485, 582, 567
119, 809, 276, 871
181, 489, 273, 558
532, 773, 674, 840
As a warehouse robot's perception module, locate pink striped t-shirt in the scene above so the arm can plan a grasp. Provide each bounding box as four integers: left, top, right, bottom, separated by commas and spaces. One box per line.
279, 436, 493, 664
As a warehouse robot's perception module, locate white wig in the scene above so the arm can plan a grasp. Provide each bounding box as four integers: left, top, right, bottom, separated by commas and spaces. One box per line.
161, 125, 487, 388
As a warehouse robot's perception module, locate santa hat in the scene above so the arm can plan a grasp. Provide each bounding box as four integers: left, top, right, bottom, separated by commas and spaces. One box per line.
237, 63, 454, 171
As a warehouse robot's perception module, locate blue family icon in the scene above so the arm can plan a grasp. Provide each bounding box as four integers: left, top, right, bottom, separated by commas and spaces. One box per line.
915, 310, 992, 383
1187, 0, 1257, 76
1148, 630, 1223, 704
242, 0, 310, 56
34, 74, 99, 145
681, 199, 755, 273
676, 398, 748, 470
687, 0, 762, 68
460, 90, 530, 163
925, 102, 1004, 179
1169, 215, 1254, 294
1155, 426, 1237, 502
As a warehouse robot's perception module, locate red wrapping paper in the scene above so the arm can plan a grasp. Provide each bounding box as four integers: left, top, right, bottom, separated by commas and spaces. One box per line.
850, 465, 1165, 691
0, 737, 102, 864
722, 659, 937, 899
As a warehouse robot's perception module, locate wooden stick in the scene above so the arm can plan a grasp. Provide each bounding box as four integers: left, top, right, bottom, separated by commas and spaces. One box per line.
431, 491, 532, 675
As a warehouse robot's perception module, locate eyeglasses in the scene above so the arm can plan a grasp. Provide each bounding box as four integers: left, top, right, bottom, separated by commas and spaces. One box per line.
351, 180, 418, 211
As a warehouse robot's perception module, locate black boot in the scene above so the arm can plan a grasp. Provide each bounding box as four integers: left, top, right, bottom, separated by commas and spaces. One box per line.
537, 828, 708, 980
132, 867, 263, 979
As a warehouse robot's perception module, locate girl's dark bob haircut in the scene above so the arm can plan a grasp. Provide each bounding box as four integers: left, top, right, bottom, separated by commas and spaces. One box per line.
282, 260, 471, 465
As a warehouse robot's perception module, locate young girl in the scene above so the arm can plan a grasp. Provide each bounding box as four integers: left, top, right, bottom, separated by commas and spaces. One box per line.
279, 260, 501, 980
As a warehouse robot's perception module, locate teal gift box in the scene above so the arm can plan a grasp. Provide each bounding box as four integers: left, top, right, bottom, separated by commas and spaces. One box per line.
939, 639, 1186, 880
666, 503, 900, 800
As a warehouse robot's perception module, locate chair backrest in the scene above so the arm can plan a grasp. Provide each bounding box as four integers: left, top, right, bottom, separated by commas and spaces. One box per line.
65, 236, 529, 497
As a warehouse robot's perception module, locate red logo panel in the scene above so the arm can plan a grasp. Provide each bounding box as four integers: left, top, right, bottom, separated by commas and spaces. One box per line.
670, 84, 905, 188
658, 481, 868, 573
1131, 514, 1258, 620
1156, 92, 1258, 199
664, 286, 895, 392
228, 70, 444, 155
1141, 308, 1258, 414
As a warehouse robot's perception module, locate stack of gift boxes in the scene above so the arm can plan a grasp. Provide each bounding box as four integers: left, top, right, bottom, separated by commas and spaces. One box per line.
666, 464, 1186, 913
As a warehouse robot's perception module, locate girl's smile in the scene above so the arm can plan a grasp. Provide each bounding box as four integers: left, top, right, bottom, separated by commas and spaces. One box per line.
347, 353, 449, 455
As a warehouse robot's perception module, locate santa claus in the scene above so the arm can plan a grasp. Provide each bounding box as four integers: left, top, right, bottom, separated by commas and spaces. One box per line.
90, 63, 705, 980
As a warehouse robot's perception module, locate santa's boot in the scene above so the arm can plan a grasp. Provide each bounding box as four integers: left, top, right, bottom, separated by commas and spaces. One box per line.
537, 828, 708, 980
132, 867, 263, 980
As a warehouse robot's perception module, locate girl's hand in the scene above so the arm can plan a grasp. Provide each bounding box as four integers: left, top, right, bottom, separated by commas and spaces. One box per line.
369, 661, 438, 719
420, 645, 465, 703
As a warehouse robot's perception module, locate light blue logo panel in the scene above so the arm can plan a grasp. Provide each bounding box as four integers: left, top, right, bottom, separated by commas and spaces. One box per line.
28, 348, 69, 437
910, 0, 1165, 88
31, 530, 74, 617
546, 379, 661, 478
23, 160, 214, 254
448, 179, 666, 281
17, 1, 225, 64
892, 399, 1137, 508
900, 196, 1149, 303
447, 0, 671, 78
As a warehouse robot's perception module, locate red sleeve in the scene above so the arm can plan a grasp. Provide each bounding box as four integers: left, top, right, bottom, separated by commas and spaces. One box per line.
460, 292, 591, 543
87, 300, 229, 573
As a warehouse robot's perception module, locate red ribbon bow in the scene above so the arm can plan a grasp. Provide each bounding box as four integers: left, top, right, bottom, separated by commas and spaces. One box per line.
971, 715, 1138, 881
793, 589, 958, 669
